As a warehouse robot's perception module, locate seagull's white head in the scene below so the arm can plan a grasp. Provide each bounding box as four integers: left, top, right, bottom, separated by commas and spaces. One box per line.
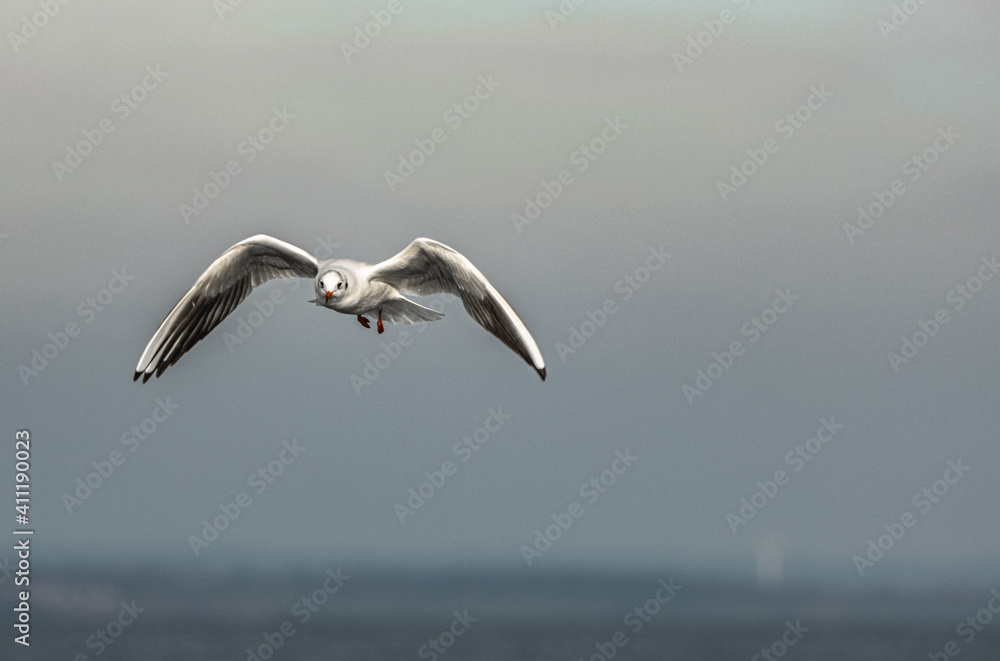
316, 270, 346, 306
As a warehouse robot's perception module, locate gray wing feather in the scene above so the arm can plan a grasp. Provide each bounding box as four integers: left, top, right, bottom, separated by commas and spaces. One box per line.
134, 235, 318, 383
369, 238, 546, 380
379, 298, 445, 325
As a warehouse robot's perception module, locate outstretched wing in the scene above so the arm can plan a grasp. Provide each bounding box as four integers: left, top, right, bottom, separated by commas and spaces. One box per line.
134, 235, 318, 383
369, 238, 546, 380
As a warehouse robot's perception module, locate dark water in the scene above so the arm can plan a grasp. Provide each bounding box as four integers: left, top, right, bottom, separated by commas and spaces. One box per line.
6, 566, 1000, 660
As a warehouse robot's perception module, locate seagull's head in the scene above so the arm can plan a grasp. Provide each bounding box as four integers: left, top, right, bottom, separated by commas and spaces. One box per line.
316, 270, 347, 306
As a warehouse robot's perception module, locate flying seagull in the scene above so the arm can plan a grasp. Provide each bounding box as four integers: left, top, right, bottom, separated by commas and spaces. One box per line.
134, 235, 546, 382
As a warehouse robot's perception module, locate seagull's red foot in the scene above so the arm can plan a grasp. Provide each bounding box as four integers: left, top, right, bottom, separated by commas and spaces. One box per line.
377, 308, 384, 334
357, 315, 371, 329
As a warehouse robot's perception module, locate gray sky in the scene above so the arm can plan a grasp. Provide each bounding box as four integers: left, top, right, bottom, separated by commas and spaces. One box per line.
3, 0, 999, 586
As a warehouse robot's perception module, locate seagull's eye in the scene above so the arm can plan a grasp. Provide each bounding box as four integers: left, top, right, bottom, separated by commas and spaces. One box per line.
337, 282, 342, 289
319, 280, 324, 289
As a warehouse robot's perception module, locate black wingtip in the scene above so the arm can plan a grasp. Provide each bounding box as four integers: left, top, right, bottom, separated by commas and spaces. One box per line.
537, 366, 546, 381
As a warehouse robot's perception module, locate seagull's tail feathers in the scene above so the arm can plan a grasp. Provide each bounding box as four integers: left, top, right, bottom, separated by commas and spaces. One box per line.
379, 297, 445, 325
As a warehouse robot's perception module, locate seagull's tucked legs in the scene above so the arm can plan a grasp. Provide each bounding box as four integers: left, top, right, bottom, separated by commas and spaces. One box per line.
357, 315, 370, 329
377, 308, 384, 334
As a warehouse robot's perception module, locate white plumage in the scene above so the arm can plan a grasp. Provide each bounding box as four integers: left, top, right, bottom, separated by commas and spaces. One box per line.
134, 235, 546, 382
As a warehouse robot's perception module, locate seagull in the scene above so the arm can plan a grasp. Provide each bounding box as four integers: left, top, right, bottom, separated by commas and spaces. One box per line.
134, 235, 546, 383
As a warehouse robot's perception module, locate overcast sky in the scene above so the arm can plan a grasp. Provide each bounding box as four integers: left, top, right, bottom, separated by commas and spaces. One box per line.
3, 1, 999, 587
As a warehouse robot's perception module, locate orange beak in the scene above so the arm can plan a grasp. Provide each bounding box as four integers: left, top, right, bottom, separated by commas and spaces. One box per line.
325, 291, 332, 302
